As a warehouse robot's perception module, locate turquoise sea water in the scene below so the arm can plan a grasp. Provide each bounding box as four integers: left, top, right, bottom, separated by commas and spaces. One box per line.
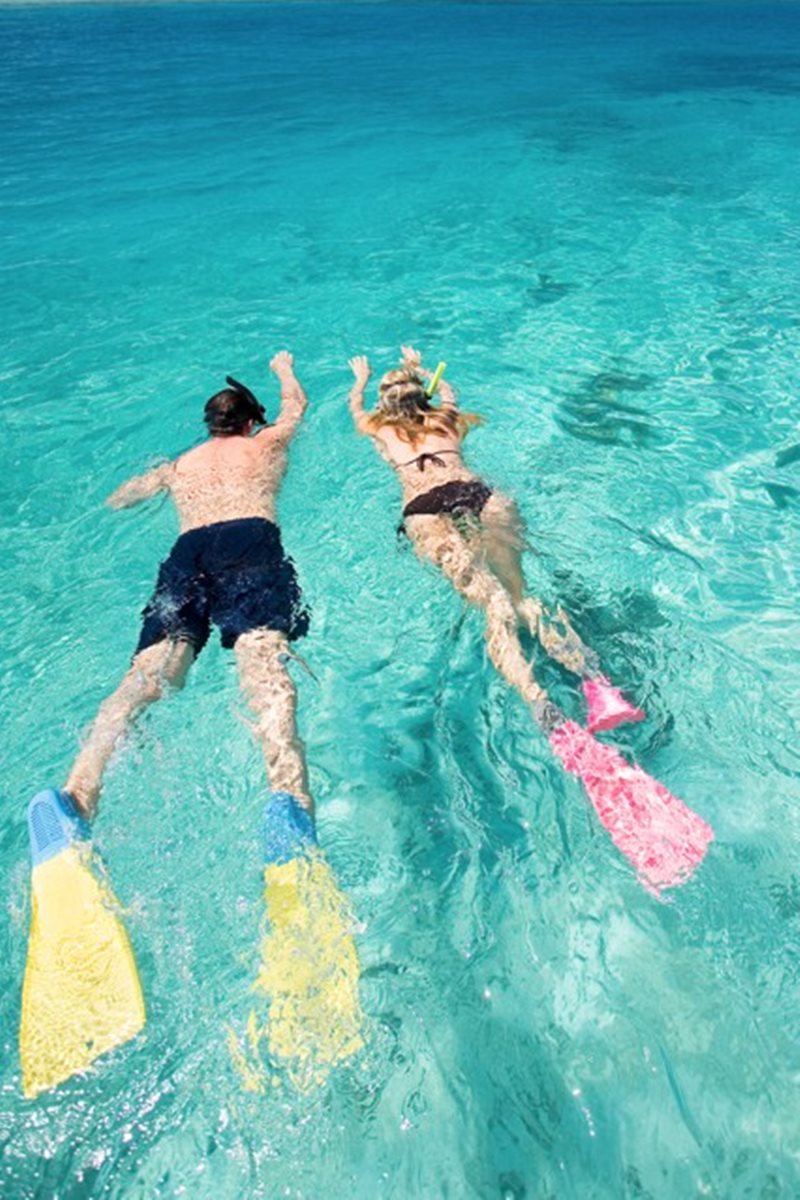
2, 1, 800, 1195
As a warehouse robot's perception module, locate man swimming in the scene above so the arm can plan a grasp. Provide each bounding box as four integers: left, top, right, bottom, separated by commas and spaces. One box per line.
65, 350, 312, 818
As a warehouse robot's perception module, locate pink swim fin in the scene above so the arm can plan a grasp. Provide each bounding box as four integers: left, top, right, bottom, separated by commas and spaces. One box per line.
547, 720, 713, 893
582, 676, 645, 733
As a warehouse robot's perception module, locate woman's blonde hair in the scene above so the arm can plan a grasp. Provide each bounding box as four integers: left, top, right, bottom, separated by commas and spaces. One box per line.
363, 367, 482, 446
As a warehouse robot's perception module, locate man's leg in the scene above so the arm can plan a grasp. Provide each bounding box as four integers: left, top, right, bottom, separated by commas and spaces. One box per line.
65, 639, 195, 817
234, 628, 312, 814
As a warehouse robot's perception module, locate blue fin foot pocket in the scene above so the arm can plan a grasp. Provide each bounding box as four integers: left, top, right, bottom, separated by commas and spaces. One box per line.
262, 792, 317, 866
27, 790, 90, 868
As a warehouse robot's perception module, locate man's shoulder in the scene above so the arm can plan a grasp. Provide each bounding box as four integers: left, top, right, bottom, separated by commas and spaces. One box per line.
253, 427, 290, 451
174, 443, 206, 470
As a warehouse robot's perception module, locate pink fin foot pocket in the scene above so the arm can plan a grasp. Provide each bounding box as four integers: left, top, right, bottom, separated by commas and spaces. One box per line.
548, 719, 713, 893
582, 677, 646, 733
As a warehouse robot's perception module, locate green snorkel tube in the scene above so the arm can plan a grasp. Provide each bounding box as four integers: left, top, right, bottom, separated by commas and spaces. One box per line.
424, 361, 447, 399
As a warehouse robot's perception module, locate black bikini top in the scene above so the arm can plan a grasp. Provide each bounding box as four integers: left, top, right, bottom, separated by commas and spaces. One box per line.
394, 449, 461, 472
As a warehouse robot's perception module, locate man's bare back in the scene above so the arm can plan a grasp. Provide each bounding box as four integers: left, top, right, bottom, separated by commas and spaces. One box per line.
107, 352, 306, 531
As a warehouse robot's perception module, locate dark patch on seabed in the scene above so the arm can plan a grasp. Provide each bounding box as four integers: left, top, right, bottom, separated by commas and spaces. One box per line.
763, 482, 800, 511
605, 516, 705, 570
519, 104, 637, 156
526, 273, 578, 308
618, 50, 800, 99
769, 875, 800, 921
555, 367, 664, 449
775, 443, 800, 470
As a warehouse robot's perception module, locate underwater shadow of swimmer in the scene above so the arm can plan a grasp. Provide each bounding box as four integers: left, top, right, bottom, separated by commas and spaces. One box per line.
532, 570, 676, 755
440, 972, 624, 1196
548, 569, 668, 636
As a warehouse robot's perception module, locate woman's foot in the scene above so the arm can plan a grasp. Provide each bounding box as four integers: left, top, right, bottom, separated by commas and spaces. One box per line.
517, 597, 544, 636
582, 676, 645, 733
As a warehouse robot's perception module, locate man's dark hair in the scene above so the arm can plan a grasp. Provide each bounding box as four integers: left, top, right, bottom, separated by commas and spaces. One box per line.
204, 376, 267, 436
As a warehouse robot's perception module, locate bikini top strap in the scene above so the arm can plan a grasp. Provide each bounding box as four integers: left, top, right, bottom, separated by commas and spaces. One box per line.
395, 449, 460, 472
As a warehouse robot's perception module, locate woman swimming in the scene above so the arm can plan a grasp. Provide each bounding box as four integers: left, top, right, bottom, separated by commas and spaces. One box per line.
345, 347, 715, 893
347, 346, 643, 735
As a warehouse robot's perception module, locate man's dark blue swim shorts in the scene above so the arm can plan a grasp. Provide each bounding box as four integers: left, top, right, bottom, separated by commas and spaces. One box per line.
135, 518, 309, 656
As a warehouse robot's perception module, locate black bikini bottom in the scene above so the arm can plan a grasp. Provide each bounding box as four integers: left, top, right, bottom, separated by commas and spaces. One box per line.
399, 480, 493, 535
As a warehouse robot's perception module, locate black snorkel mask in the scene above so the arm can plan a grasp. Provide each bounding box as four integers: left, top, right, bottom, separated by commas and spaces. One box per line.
225, 375, 267, 427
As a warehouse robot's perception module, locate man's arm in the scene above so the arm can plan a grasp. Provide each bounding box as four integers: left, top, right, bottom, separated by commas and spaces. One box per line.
106, 462, 172, 510
400, 344, 457, 410
267, 351, 308, 442
348, 355, 372, 434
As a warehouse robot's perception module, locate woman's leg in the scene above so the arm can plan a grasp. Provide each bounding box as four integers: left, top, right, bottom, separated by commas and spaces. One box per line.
479, 492, 601, 679
65, 639, 196, 817
531, 604, 602, 678
478, 493, 643, 732
234, 628, 312, 815
407, 515, 558, 724
477, 491, 528, 608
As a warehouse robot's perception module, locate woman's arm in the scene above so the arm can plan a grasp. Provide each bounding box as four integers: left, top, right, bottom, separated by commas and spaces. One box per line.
348, 355, 372, 434
434, 376, 458, 411
106, 462, 172, 510
401, 345, 458, 410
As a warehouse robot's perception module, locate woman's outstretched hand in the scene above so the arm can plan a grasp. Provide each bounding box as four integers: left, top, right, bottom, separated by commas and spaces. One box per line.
400, 345, 422, 370
349, 355, 371, 387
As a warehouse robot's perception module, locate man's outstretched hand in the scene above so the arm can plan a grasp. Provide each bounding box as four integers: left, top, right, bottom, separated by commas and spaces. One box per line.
270, 351, 295, 378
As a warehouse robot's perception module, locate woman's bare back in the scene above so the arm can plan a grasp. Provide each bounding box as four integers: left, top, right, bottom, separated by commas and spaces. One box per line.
373, 426, 479, 505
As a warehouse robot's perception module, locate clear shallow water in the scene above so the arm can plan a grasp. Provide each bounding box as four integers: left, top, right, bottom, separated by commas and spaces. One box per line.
2, 1, 800, 1195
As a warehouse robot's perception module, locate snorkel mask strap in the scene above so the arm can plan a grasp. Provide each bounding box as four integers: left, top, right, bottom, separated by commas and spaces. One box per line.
226, 375, 267, 425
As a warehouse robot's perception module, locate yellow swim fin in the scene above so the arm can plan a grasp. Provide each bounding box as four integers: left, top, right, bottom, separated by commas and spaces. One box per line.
230, 793, 363, 1093
19, 790, 146, 1099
